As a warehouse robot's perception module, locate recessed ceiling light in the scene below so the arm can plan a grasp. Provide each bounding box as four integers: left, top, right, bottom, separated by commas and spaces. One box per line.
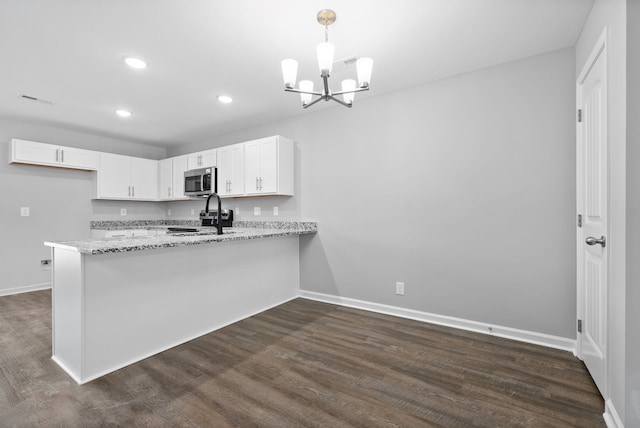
124, 56, 147, 69
217, 95, 233, 104
115, 109, 132, 118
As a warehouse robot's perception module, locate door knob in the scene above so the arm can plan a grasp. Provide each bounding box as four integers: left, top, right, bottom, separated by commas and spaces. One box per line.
586, 236, 606, 248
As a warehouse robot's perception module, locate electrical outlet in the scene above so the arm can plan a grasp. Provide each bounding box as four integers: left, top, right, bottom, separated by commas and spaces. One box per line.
20, 207, 30, 216
395, 282, 405, 296
41, 259, 51, 269
167, 209, 171, 216
254, 207, 261, 216
235, 207, 240, 216
120, 208, 127, 216
273, 206, 279, 216
191, 209, 195, 215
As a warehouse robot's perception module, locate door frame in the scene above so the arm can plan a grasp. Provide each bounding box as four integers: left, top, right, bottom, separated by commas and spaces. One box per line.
575, 27, 608, 394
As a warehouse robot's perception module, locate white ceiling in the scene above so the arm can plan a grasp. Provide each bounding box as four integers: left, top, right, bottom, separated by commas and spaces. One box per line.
0, 0, 593, 148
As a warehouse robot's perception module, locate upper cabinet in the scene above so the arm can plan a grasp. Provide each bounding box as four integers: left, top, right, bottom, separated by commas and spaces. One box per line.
10, 139, 98, 170
217, 143, 245, 197
244, 136, 293, 196
95, 153, 158, 200
10, 135, 294, 201
158, 155, 189, 201
187, 148, 216, 170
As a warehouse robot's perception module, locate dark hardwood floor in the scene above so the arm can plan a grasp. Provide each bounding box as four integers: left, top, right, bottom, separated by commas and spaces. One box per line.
0, 290, 604, 427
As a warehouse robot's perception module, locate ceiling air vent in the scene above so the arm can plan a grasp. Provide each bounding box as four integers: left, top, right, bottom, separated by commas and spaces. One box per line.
20, 94, 55, 105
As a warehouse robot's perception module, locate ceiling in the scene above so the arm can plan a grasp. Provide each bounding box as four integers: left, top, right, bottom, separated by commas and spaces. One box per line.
0, 0, 593, 148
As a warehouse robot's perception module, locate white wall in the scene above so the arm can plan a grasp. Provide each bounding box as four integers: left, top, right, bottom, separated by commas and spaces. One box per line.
626, 0, 640, 426
575, 0, 627, 424
0, 118, 167, 295
173, 48, 577, 339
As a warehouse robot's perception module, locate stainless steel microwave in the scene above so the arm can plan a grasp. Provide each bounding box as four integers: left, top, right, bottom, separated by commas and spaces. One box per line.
184, 167, 216, 197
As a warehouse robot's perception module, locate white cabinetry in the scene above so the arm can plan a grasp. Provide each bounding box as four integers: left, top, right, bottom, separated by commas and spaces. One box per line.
10, 139, 98, 170
95, 153, 158, 200
216, 143, 244, 197
244, 136, 293, 196
158, 155, 189, 200
187, 148, 216, 170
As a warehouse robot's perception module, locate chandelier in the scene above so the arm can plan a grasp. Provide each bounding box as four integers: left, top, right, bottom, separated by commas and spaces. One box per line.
281, 9, 373, 109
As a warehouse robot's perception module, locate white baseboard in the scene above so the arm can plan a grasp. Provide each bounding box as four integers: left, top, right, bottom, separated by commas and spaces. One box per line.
299, 290, 576, 353
604, 399, 624, 428
0, 282, 51, 297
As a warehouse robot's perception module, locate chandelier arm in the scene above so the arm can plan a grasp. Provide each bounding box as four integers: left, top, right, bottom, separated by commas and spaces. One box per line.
332, 86, 370, 97
284, 87, 323, 96
327, 95, 353, 108
302, 96, 325, 109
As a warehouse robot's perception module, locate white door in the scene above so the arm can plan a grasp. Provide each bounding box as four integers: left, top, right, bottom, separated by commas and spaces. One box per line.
244, 140, 262, 195
260, 138, 278, 194
13, 139, 59, 166
60, 146, 98, 170
158, 158, 173, 200
130, 157, 159, 200
98, 153, 131, 199
172, 155, 189, 200
577, 34, 608, 398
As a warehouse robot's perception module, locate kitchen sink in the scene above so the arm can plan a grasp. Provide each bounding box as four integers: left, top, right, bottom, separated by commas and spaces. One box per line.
166, 227, 235, 237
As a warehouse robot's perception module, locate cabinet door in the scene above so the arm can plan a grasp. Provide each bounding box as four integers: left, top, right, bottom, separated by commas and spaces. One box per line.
59, 146, 98, 170
12, 139, 59, 166
130, 157, 158, 200
259, 138, 278, 194
158, 158, 173, 200
217, 147, 232, 195
217, 144, 244, 196
98, 153, 131, 199
187, 153, 202, 170
228, 144, 245, 196
244, 140, 262, 195
200, 149, 217, 168
187, 149, 217, 170
172, 155, 189, 200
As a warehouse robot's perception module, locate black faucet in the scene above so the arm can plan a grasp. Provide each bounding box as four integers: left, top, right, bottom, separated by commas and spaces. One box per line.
204, 193, 223, 235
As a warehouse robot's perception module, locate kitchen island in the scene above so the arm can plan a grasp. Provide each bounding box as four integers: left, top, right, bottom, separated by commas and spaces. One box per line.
45, 221, 316, 384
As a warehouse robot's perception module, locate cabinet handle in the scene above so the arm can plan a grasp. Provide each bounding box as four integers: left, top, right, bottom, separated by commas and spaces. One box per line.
55, 149, 59, 162
61, 150, 64, 163
259, 177, 263, 190
168, 186, 172, 198
256, 177, 259, 191
132, 186, 135, 197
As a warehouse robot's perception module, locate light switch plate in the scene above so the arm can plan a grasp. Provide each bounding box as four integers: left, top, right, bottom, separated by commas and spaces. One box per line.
20, 207, 30, 217
254, 207, 261, 216
120, 208, 127, 216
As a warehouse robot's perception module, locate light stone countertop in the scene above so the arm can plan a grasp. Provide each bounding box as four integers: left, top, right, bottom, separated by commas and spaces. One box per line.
44, 221, 317, 255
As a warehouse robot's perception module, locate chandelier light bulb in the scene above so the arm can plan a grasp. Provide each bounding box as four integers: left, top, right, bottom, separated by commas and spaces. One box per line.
316, 42, 335, 75
299, 80, 314, 105
341, 79, 356, 105
281, 59, 298, 88
356, 57, 374, 87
